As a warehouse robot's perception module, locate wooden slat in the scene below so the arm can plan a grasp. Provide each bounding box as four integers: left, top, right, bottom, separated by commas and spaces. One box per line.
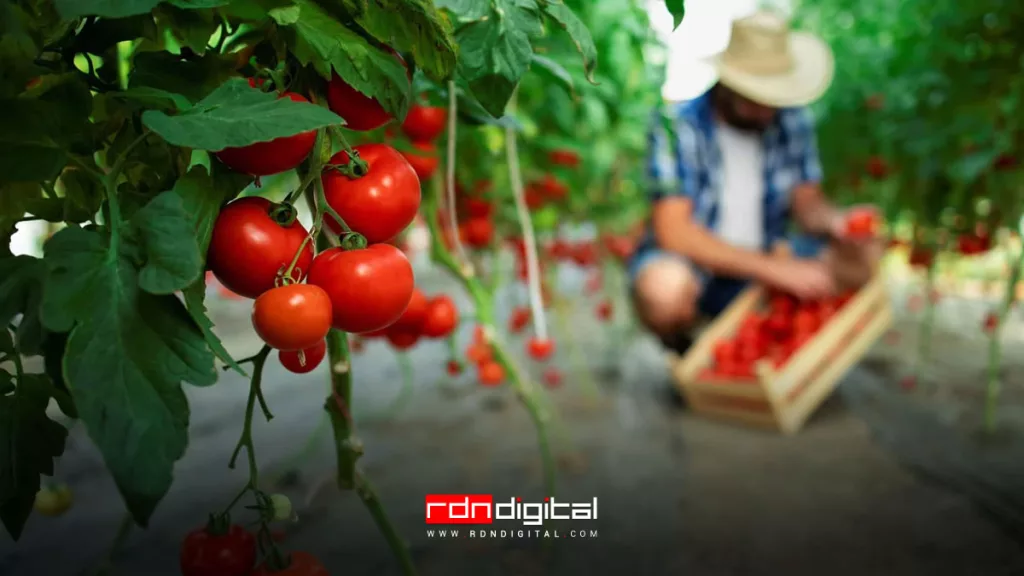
767, 273, 886, 400
681, 379, 767, 399
776, 301, 893, 434
686, 397, 779, 430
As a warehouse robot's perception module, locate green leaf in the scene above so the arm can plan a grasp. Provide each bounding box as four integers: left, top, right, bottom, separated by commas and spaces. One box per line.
124, 192, 204, 295
129, 50, 238, 104
142, 77, 343, 151
530, 54, 575, 95
182, 279, 246, 376
278, 0, 411, 121
155, 5, 221, 55
69, 14, 160, 54
0, 182, 43, 227
351, 0, 459, 82
40, 224, 216, 525
542, 1, 598, 83
435, 0, 490, 20
664, 0, 685, 30
55, 0, 162, 19
0, 374, 68, 540
0, 255, 47, 357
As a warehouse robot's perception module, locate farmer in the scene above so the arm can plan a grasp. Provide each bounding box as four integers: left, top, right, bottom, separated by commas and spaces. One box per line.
630, 10, 882, 356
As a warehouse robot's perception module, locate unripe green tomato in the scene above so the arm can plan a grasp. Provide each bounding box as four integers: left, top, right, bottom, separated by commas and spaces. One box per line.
35, 484, 73, 517
269, 493, 292, 521
533, 205, 559, 232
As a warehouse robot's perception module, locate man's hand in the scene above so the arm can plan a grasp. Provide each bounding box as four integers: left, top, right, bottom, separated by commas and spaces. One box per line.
760, 257, 837, 301
826, 204, 886, 289
828, 204, 882, 244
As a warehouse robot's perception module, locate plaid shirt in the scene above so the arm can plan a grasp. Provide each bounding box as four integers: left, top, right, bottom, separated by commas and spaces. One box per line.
634, 89, 823, 260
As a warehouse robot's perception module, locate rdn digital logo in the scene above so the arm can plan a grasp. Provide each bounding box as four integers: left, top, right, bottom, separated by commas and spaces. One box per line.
424, 495, 599, 539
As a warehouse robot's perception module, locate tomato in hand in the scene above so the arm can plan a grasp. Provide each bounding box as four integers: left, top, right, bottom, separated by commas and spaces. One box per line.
478, 361, 504, 386
279, 340, 327, 374
400, 141, 439, 180
208, 198, 315, 299
216, 90, 317, 177
327, 54, 408, 131
306, 244, 415, 333
181, 523, 256, 576
252, 551, 328, 576
526, 337, 554, 361
844, 208, 878, 238
420, 295, 458, 338
401, 105, 447, 141
323, 144, 421, 244
252, 284, 333, 351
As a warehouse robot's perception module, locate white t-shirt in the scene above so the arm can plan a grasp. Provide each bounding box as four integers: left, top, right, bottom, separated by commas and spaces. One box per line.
714, 120, 765, 251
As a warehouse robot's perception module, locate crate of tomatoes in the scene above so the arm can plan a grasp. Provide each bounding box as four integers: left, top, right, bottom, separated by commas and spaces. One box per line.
672, 270, 893, 434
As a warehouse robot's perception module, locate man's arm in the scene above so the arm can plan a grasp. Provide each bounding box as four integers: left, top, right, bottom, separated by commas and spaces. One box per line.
786, 108, 843, 238
646, 108, 775, 282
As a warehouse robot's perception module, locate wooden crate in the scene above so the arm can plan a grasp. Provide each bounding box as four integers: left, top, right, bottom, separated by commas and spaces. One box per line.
671, 272, 893, 434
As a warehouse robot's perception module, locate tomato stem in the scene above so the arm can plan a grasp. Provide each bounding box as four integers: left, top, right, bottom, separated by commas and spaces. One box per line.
228, 346, 272, 481
444, 80, 471, 267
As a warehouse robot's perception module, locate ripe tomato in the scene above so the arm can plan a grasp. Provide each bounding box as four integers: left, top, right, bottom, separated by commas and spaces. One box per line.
844, 208, 878, 238
866, 156, 889, 179
400, 141, 439, 180
386, 327, 420, 350
216, 91, 316, 176
207, 197, 315, 299
526, 337, 554, 361
537, 174, 568, 201
548, 149, 580, 167
595, 300, 613, 321
713, 340, 737, 366
279, 340, 327, 374
525, 187, 546, 210
462, 217, 494, 248
793, 310, 818, 335
180, 523, 256, 576
543, 367, 563, 388
421, 295, 458, 338
765, 313, 790, 339
390, 288, 428, 332
252, 284, 333, 351
473, 324, 487, 343
446, 359, 462, 376
34, 484, 73, 517
327, 54, 408, 131
462, 196, 492, 219
769, 293, 796, 315
323, 144, 421, 244
252, 551, 328, 576
508, 306, 531, 333
401, 105, 447, 141
571, 243, 597, 267
478, 361, 504, 386
466, 342, 492, 364
983, 312, 998, 334
306, 244, 415, 333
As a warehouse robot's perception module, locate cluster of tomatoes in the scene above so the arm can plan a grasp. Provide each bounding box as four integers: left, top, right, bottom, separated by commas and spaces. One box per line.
702, 289, 855, 380
181, 518, 327, 576
434, 181, 496, 250
206, 65, 435, 375
360, 289, 459, 349
456, 325, 564, 389
393, 104, 448, 182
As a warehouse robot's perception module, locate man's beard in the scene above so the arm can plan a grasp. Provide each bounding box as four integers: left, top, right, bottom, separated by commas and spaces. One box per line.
721, 109, 770, 132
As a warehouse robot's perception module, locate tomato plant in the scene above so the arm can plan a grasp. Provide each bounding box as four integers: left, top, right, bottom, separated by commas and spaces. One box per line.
180, 521, 256, 576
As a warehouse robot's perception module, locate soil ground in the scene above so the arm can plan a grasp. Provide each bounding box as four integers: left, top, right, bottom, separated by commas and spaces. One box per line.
2, 261, 1023, 576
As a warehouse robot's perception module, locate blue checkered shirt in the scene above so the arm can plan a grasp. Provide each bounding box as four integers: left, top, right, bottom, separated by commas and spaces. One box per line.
633, 89, 823, 261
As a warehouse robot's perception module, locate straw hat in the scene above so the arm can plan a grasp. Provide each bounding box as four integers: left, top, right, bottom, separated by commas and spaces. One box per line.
711, 11, 834, 108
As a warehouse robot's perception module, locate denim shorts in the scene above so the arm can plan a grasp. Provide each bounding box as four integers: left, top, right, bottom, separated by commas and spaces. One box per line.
626, 234, 825, 318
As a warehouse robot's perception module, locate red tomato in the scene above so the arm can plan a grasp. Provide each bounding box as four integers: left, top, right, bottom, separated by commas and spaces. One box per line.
252, 284, 333, 351
548, 149, 580, 167
866, 156, 889, 179
390, 288, 428, 332
420, 295, 458, 338
765, 313, 790, 339
525, 187, 546, 210
713, 340, 737, 366
386, 328, 420, 350
793, 310, 818, 335
983, 312, 998, 334
306, 244, 414, 333
543, 367, 563, 388
401, 105, 447, 141
473, 325, 486, 343
571, 243, 598, 267
844, 208, 878, 238
462, 217, 494, 248
585, 271, 603, 295
323, 144, 421, 244
207, 197, 315, 299
446, 359, 462, 376
508, 306, 531, 333
252, 551, 328, 576
526, 337, 554, 361
595, 300, 613, 321
462, 196, 492, 219
478, 362, 504, 386
215, 92, 316, 177
537, 174, 568, 201
769, 294, 796, 315
400, 141, 439, 180
279, 340, 327, 374
466, 343, 492, 365
180, 523, 256, 576
908, 245, 933, 268
327, 54, 408, 131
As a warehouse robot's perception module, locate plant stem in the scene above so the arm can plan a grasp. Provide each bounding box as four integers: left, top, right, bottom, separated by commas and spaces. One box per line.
983, 246, 1024, 433
324, 328, 359, 489
89, 511, 134, 576
354, 471, 418, 576
228, 346, 272, 488
445, 80, 470, 267
505, 93, 548, 341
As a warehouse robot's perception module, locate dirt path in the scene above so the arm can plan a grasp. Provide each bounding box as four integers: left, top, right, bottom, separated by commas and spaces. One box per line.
2, 266, 1022, 576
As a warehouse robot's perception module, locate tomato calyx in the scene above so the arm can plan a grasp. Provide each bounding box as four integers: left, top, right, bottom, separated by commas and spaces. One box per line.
340, 232, 368, 251
205, 511, 233, 536
261, 547, 294, 573
326, 150, 369, 179
267, 202, 299, 227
